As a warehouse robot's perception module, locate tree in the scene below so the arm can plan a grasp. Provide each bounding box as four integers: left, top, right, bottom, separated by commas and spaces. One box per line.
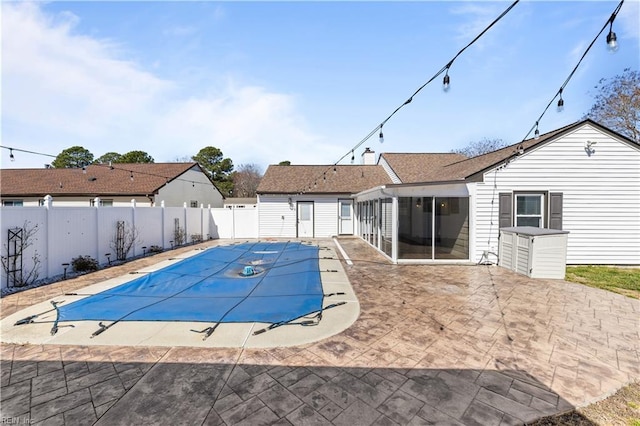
192, 146, 234, 181
451, 138, 507, 158
232, 164, 263, 197
584, 68, 639, 143
51, 146, 94, 168
119, 150, 154, 163
95, 152, 122, 164
192, 146, 234, 195
278, 160, 291, 166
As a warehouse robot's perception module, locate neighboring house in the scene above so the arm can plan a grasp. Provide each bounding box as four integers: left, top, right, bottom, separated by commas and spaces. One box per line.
0, 163, 225, 208
259, 120, 640, 265
257, 149, 393, 238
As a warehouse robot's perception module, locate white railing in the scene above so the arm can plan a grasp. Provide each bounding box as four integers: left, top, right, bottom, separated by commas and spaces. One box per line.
0, 196, 258, 289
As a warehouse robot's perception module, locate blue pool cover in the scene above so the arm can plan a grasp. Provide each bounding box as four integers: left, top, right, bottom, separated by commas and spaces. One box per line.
57, 242, 324, 325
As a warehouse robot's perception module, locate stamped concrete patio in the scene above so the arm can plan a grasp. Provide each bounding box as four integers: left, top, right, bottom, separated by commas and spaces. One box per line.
1, 237, 638, 425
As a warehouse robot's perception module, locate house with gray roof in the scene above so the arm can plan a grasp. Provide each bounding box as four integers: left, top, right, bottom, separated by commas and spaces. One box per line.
1, 163, 225, 208
258, 119, 640, 265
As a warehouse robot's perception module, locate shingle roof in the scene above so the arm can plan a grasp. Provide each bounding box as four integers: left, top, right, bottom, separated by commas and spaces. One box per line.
0, 163, 205, 197
257, 165, 393, 194
383, 120, 613, 185
380, 153, 467, 183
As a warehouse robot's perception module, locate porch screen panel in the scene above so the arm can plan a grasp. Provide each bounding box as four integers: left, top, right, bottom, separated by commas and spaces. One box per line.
434, 197, 469, 260
398, 197, 433, 260
380, 198, 393, 257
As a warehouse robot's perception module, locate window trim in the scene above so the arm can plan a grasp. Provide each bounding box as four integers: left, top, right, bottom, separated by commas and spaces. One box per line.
514, 192, 545, 228
2, 200, 24, 207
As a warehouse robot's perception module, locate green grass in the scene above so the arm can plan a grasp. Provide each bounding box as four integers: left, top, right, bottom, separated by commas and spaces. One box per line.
565, 266, 640, 299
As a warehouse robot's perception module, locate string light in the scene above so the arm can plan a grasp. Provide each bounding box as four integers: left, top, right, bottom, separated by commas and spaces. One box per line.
557, 88, 564, 112
9, 149, 15, 162
379, 126, 384, 144
130, 171, 134, 182
333, 166, 337, 175
443, 65, 451, 92
606, 12, 619, 52
534, 122, 540, 139
350, 150, 355, 164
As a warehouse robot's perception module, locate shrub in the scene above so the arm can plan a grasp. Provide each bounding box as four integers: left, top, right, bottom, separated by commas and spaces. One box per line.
71, 255, 99, 272
147, 245, 163, 254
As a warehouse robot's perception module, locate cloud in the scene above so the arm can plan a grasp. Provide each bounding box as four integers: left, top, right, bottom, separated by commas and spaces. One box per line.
617, 0, 640, 40
1, 3, 333, 169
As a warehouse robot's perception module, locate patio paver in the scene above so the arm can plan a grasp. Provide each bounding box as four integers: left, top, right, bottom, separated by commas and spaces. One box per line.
1, 237, 638, 425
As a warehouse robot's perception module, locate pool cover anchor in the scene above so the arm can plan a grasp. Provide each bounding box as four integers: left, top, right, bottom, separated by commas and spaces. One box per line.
13, 300, 64, 329
190, 324, 220, 341
252, 301, 347, 336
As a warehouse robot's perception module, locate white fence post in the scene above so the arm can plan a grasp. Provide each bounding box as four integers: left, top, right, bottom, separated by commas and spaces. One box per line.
161, 200, 166, 249
131, 199, 137, 257
44, 195, 53, 278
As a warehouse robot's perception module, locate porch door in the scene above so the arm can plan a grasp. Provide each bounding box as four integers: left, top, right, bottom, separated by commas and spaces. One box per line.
338, 199, 354, 235
297, 202, 314, 238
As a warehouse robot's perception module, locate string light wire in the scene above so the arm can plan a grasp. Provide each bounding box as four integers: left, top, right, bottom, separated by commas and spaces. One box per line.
297, 0, 521, 193
517, 0, 624, 149
0, 145, 221, 190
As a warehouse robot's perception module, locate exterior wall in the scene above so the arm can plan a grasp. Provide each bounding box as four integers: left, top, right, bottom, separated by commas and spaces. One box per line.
257, 194, 342, 238
474, 124, 640, 265
257, 195, 297, 238
156, 168, 224, 207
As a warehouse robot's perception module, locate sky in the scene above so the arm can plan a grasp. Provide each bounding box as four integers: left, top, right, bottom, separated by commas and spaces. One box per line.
1, 1, 639, 172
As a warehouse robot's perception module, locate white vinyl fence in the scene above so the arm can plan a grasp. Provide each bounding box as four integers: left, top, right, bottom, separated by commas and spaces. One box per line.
0, 196, 258, 289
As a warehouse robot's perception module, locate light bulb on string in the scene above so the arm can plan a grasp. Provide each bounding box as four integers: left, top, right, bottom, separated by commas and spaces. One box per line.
333, 166, 337, 175
379, 125, 384, 144
534, 121, 540, 140
9, 149, 15, 162
350, 150, 355, 164
557, 88, 564, 112
442, 65, 451, 92
606, 19, 618, 52
130, 171, 134, 182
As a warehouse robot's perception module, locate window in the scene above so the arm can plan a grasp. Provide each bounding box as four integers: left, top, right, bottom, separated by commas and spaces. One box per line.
2, 200, 23, 206
190, 201, 198, 208
515, 194, 543, 227
340, 202, 351, 218
89, 199, 113, 207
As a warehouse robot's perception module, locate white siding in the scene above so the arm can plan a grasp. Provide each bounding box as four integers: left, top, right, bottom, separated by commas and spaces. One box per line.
258, 195, 341, 238
258, 196, 297, 238
474, 124, 640, 265
379, 157, 402, 184
314, 197, 339, 237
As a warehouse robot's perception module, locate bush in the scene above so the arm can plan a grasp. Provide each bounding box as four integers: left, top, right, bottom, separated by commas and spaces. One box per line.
147, 245, 163, 254
71, 255, 99, 272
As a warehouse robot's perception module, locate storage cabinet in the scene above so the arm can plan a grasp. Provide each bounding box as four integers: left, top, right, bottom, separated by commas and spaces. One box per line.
499, 227, 569, 279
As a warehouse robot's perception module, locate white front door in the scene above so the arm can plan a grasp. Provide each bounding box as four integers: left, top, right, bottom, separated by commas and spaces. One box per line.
297, 202, 314, 238
338, 199, 353, 235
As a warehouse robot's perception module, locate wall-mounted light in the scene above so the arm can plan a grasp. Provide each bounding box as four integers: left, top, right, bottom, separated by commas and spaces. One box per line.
416, 197, 422, 208
584, 140, 597, 156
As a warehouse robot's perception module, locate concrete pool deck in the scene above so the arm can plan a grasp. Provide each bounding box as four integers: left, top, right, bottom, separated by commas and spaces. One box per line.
1, 237, 638, 425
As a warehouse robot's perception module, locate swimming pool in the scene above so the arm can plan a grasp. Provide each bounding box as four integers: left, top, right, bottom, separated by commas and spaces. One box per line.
3, 240, 358, 348
56, 242, 336, 335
